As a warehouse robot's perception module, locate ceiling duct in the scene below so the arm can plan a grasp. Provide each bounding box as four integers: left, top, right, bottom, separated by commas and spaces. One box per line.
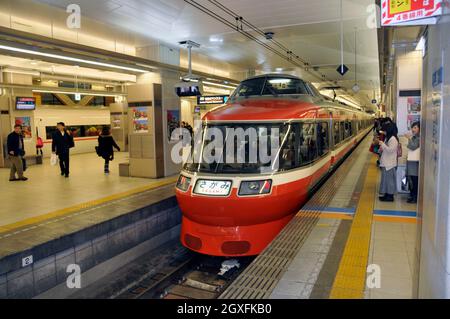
183, 0, 333, 84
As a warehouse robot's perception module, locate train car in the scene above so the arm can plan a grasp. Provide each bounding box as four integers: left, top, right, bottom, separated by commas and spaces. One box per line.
175, 74, 373, 257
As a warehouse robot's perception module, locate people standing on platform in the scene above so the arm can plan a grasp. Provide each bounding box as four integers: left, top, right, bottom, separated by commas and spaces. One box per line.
97, 126, 120, 175
7, 124, 28, 181
405, 122, 420, 203
52, 122, 74, 178
376, 122, 399, 202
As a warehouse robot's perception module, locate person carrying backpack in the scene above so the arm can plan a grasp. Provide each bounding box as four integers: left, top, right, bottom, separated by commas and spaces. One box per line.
97, 126, 120, 175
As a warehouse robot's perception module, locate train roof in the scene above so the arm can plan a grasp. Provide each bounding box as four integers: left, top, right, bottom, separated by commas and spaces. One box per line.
203, 96, 370, 122
243, 73, 302, 81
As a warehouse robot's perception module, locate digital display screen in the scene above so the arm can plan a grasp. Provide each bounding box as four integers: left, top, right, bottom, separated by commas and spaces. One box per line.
176, 85, 202, 97
16, 97, 36, 110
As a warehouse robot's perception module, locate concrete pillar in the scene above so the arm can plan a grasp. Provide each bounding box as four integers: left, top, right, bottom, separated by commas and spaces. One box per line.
126, 44, 182, 178
394, 50, 423, 135
417, 9, 450, 298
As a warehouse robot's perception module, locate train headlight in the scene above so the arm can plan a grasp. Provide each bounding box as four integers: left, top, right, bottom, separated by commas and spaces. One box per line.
176, 175, 191, 192
239, 180, 272, 196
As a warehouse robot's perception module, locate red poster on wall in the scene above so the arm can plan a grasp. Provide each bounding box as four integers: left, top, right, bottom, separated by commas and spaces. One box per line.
381, 0, 443, 26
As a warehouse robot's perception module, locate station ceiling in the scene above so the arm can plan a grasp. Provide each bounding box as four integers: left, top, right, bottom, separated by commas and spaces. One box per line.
2, 0, 381, 110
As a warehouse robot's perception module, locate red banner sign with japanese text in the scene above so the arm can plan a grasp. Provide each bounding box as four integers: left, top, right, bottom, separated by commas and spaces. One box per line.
381, 0, 443, 26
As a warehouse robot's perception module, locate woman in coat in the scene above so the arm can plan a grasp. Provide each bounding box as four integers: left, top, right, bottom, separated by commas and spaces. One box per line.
405, 121, 420, 203
97, 126, 120, 174
376, 122, 399, 202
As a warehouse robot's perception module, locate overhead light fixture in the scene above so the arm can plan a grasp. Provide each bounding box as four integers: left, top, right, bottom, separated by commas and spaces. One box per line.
32, 89, 126, 97
3, 68, 40, 76
202, 81, 236, 89
209, 36, 223, 43
0, 44, 149, 73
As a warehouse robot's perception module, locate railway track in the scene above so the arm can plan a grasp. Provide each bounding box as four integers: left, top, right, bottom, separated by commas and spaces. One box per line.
115, 250, 254, 299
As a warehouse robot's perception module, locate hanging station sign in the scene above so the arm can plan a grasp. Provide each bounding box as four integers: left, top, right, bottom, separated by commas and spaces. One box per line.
197, 95, 228, 105
381, 0, 443, 26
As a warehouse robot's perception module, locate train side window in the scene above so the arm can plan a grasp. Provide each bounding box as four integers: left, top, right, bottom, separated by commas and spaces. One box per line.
300, 123, 317, 163
317, 122, 329, 156
333, 122, 340, 145
340, 122, 345, 141
279, 123, 298, 171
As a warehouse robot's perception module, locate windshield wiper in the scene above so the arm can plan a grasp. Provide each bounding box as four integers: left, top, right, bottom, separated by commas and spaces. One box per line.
266, 85, 278, 97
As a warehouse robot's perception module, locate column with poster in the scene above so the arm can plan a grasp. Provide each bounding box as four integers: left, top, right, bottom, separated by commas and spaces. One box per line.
14, 116, 32, 139
131, 106, 149, 133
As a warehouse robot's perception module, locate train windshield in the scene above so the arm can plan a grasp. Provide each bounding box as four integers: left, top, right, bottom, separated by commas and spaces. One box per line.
230, 76, 310, 99
183, 121, 329, 174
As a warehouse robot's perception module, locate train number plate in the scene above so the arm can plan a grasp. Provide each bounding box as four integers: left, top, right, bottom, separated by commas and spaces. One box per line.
194, 180, 232, 196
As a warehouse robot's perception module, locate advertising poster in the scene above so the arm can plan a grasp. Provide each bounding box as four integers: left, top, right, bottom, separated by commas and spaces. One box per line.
406, 96, 421, 130
111, 115, 122, 130
167, 109, 180, 142
15, 116, 32, 138
131, 107, 149, 133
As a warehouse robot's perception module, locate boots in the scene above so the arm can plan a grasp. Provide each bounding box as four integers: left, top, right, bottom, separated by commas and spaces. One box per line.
379, 194, 394, 202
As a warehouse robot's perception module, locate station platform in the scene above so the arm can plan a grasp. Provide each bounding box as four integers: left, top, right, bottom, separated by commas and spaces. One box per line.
221, 133, 417, 299
0, 152, 179, 298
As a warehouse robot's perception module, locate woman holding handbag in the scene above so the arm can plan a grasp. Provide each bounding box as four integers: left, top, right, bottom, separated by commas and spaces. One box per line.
97, 126, 120, 175
376, 122, 399, 202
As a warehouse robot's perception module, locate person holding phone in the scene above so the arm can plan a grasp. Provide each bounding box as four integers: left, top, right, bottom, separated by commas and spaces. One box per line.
377, 122, 399, 202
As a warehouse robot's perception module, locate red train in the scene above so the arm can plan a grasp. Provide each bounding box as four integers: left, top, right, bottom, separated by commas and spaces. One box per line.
175, 74, 373, 256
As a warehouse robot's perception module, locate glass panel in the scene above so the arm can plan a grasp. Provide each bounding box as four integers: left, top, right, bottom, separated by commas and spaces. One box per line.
334, 121, 340, 145
317, 122, 329, 156
263, 78, 309, 95
232, 77, 265, 97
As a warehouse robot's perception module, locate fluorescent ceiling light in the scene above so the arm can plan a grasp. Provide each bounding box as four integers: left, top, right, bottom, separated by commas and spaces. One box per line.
0, 44, 148, 73
32, 89, 125, 97
3, 68, 40, 76
202, 81, 236, 89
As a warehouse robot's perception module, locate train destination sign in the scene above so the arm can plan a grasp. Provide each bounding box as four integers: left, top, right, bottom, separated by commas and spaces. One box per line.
197, 95, 228, 105
381, 0, 443, 26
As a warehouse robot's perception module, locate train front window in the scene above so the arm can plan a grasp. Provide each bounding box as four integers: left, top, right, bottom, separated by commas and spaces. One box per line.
263, 78, 309, 95
230, 76, 310, 99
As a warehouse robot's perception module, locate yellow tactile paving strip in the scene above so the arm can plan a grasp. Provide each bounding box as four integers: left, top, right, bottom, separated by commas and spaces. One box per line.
0, 176, 178, 235
329, 156, 378, 299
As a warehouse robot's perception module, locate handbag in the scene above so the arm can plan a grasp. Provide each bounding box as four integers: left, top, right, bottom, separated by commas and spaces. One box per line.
401, 174, 409, 192
95, 146, 102, 157
50, 153, 58, 166
397, 142, 402, 158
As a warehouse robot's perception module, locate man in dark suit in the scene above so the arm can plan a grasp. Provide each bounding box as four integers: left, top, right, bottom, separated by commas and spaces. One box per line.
52, 122, 74, 177
7, 124, 28, 181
